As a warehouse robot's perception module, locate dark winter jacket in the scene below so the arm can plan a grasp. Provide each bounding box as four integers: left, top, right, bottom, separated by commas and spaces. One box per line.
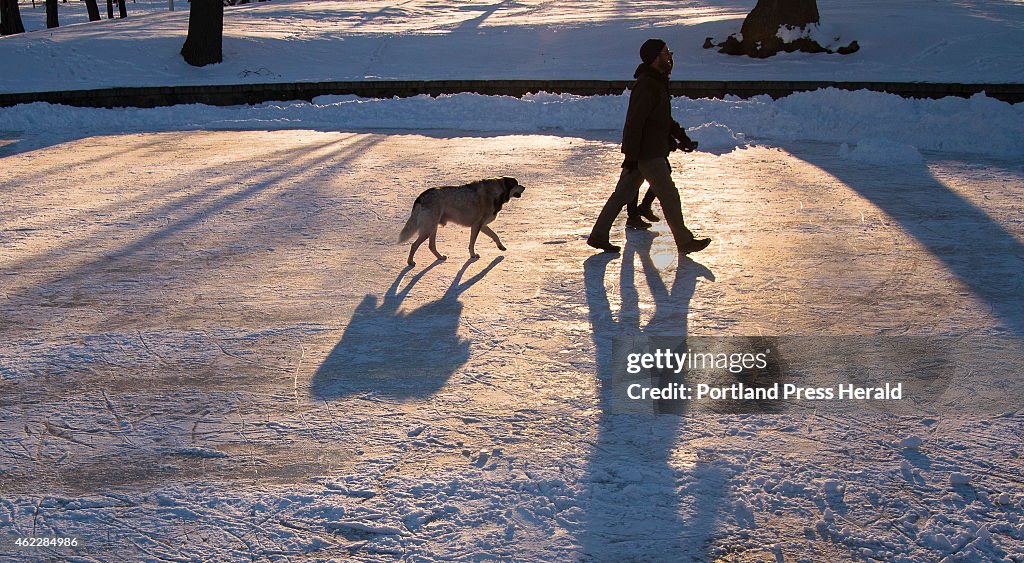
621, 64, 691, 161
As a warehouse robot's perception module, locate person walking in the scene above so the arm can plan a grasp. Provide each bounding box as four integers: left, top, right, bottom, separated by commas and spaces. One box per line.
587, 39, 711, 254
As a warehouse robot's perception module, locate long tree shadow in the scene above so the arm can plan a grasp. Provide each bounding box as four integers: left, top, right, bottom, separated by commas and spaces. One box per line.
580, 231, 726, 559
310, 256, 503, 401
452, 0, 516, 31
790, 142, 1024, 336
0, 135, 387, 360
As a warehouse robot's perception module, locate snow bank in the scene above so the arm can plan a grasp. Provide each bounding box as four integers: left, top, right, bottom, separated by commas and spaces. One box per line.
2, 88, 1022, 157
839, 139, 924, 165
687, 122, 748, 151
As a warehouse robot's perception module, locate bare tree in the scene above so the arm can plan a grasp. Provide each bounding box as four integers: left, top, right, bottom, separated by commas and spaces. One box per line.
117, 0, 126, 18
0, 0, 26, 35
706, 0, 858, 58
180, 0, 224, 67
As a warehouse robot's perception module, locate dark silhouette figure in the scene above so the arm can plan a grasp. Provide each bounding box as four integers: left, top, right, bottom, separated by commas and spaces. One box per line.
311, 257, 503, 401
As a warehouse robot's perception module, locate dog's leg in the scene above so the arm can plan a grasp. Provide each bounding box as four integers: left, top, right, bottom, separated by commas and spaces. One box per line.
428, 228, 447, 262
408, 233, 431, 266
468, 225, 481, 260
481, 225, 506, 251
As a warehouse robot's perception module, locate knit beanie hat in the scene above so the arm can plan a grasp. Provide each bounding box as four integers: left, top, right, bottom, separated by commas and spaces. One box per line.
640, 39, 666, 64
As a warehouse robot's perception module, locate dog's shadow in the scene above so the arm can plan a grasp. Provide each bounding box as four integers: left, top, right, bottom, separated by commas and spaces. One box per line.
310, 257, 503, 401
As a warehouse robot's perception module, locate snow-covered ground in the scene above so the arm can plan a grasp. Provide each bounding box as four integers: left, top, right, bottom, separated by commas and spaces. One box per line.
2, 0, 1024, 561
2, 0, 1024, 94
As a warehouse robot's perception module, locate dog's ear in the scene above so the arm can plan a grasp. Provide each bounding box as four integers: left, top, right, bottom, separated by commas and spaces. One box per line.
503, 177, 518, 190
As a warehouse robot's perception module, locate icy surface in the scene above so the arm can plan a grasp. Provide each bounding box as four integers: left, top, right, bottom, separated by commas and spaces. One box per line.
2, 130, 1023, 559
1, 0, 1023, 559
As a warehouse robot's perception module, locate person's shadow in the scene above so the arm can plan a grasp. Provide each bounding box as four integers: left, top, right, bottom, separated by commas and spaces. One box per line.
580, 231, 732, 558
310, 257, 503, 401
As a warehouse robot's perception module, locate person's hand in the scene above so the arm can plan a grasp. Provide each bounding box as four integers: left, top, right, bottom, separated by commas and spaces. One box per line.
621, 158, 638, 171
678, 138, 698, 152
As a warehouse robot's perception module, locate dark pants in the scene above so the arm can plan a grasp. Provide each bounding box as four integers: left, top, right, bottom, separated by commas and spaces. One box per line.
589, 157, 695, 250
627, 188, 656, 218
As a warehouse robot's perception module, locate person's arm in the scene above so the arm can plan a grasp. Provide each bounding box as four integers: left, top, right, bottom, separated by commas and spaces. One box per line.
621, 79, 657, 163
670, 119, 697, 152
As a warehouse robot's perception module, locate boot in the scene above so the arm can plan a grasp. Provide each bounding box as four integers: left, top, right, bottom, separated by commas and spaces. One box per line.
679, 237, 711, 254
637, 205, 660, 222
587, 237, 621, 253
625, 216, 651, 230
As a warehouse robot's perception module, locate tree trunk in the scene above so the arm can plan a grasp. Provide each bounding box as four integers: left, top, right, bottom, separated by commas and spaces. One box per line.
84, 0, 101, 21
711, 0, 856, 58
180, 0, 224, 67
106, 0, 113, 19
45, 0, 59, 28
0, 0, 26, 35
740, 0, 819, 45
117, 0, 126, 18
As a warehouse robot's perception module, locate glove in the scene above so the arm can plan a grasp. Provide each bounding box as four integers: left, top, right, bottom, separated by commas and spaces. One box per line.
668, 134, 698, 153
676, 135, 698, 153
621, 158, 638, 171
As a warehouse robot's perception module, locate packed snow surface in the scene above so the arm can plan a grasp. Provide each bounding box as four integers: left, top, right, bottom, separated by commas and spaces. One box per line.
1, 0, 1023, 561
2, 127, 1023, 560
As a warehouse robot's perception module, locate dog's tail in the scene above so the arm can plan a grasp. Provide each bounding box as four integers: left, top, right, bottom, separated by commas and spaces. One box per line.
398, 201, 423, 243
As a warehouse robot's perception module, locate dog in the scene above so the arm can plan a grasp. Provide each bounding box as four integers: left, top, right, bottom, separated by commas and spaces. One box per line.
399, 177, 526, 266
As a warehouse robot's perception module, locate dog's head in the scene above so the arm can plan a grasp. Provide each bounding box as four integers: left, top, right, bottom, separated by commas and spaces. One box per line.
502, 176, 525, 199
